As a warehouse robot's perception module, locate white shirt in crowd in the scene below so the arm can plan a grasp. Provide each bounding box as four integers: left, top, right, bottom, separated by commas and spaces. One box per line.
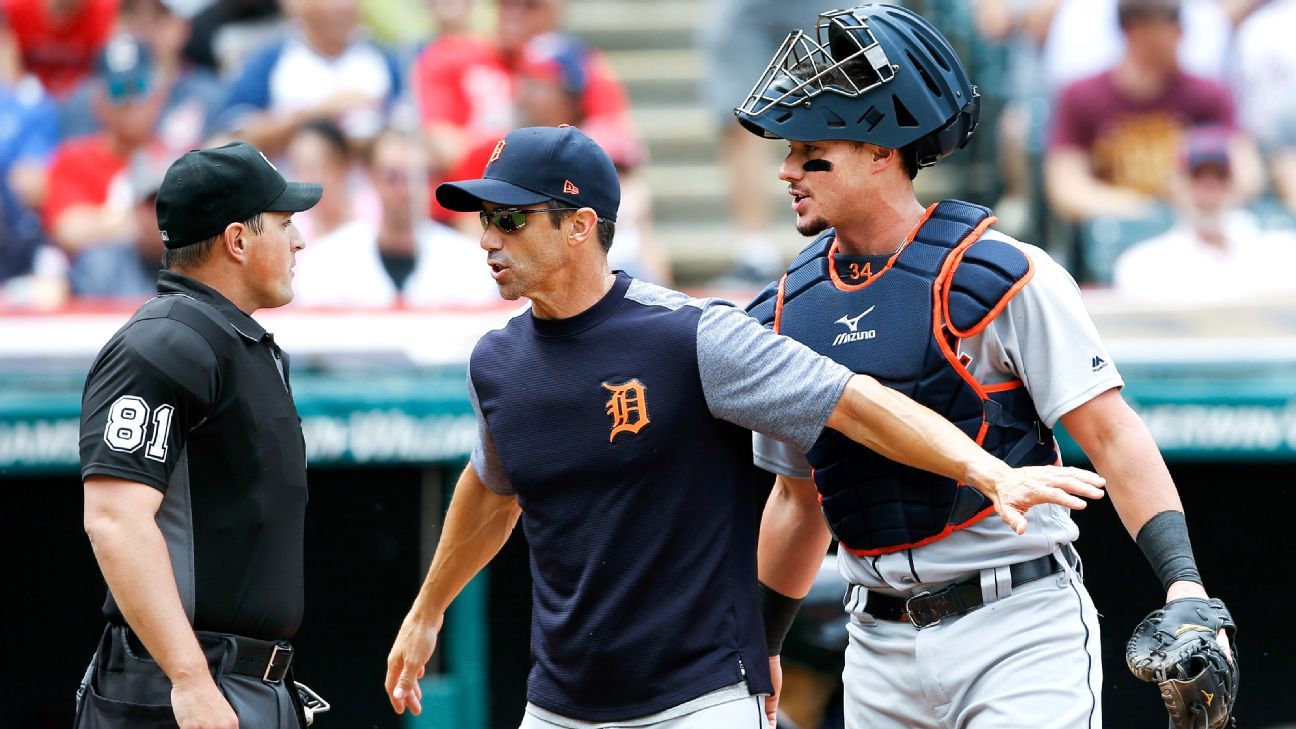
1042, 0, 1233, 90
291, 220, 502, 308
1113, 211, 1296, 302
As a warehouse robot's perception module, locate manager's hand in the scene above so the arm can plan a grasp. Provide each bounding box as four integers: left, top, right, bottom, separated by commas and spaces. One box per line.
975, 464, 1106, 534
385, 613, 442, 716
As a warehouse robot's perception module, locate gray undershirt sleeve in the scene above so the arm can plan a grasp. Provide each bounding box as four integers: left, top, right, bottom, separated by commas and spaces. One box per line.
467, 366, 514, 496
753, 432, 814, 477
695, 301, 854, 453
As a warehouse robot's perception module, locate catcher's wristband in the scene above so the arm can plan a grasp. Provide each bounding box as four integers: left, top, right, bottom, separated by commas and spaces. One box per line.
758, 582, 804, 657
1135, 510, 1203, 591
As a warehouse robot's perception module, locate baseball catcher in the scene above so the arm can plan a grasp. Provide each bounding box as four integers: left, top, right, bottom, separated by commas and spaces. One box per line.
1127, 596, 1238, 728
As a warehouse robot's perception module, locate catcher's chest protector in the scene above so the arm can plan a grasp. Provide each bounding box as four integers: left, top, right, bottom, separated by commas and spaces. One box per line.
748, 200, 1058, 555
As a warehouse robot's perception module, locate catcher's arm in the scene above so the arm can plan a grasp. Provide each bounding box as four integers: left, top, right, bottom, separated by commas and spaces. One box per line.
1060, 391, 1220, 602
1062, 391, 1238, 725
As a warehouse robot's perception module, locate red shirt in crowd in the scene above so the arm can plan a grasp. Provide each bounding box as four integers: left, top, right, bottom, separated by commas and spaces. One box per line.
413, 32, 639, 221
1049, 68, 1235, 199
43, 134, 127, 229
3, 0, 119, 98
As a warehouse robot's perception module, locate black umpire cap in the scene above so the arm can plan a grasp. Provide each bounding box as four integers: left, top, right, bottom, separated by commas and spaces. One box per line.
156, 141, 322, 249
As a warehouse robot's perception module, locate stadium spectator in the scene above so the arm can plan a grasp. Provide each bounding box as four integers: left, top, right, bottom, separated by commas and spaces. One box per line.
42, 34, 164, 260
2, 0, 118, 98
1045, 0, 1260, 223
1232, 0, 1296, 215
220, 0, 401, 156
0, 24, 60, 288
1113, 126, 1296, 301
425, 0, 475, 36
182, 0, 285, 78
1040, 0, 1264, 90
697, 0, 841, 282
290, 125, 496, 307
60, 0, 225, 155
67, 149, 168, 298
410, 0, 635, 181
283, 118, 374, 245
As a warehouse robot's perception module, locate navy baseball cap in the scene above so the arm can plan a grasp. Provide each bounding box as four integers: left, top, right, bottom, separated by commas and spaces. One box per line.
156, 141, 322, 249
436, 125, 620, 221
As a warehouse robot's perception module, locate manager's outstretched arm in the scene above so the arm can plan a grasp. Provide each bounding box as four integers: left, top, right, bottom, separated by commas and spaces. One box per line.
385, 464, 522, 715
827, 374, 1107, 534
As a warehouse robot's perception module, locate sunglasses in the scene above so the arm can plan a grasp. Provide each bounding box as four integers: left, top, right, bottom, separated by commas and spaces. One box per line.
480, 207, 578, 233
105, 75, 151, 105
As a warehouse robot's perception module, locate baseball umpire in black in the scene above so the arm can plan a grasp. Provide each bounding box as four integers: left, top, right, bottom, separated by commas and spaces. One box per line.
76, 141, 321, 729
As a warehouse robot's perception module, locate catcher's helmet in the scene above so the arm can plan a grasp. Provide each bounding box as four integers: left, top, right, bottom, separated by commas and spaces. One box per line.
733, 4, 979, 169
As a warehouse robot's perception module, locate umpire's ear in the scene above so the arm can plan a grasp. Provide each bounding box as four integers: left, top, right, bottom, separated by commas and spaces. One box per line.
222, 220, 253, 263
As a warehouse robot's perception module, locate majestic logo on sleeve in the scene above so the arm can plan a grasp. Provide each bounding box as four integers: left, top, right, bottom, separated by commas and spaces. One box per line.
832, 306, 877, 347
602, 378, 650, 442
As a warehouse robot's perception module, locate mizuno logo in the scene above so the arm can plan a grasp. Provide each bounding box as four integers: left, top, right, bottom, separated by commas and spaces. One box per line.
836, 306, 875, 332
1173, 624, 1211, 637
833, 307, 877, 347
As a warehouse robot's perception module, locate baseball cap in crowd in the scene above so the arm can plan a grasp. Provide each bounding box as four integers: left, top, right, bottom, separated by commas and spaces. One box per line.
156, 141, 323, 249
518, 33, 590, 96
436, 125, 620, 221
1181, 126, 1231, 175
97, 34, 154, 105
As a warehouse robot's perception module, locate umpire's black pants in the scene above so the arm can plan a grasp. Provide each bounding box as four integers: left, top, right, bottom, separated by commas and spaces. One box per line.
74, 624, 306, 729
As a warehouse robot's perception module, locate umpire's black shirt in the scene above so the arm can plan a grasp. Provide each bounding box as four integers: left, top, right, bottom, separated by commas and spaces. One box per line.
80, 272, 308, 640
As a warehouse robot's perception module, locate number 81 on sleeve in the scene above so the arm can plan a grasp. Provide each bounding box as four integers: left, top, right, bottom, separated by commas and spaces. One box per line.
103, 395, 175, 462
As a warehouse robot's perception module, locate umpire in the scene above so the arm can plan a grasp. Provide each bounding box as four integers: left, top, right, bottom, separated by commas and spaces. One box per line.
76, 141, 321, 729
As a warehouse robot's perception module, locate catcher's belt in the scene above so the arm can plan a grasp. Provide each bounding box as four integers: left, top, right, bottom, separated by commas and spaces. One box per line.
849, 550, 1072, 629
1126, 597, 1238, 729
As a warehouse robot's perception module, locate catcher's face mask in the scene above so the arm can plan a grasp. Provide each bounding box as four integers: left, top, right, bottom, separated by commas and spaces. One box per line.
733, 5, 981, 169
735, 10, 898, 126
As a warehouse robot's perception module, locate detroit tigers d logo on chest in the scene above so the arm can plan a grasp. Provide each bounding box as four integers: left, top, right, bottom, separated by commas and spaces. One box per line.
602, 378, 650, 442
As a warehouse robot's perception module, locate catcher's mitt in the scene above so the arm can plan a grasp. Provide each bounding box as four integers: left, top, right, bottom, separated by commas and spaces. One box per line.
1126, 597, 1238, 729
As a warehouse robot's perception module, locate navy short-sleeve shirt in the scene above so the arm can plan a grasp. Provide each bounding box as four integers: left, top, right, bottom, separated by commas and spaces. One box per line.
468, 273, 851, 721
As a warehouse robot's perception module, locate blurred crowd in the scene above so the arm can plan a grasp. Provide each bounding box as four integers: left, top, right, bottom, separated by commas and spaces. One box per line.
975, 0, 1296, 301
0, 0, 657, 310
2, 0, 1295, 311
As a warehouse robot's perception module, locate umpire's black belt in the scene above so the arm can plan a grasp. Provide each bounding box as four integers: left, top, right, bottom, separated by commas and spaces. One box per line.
196, 631, 294, 683
858, 552, 1071, 629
